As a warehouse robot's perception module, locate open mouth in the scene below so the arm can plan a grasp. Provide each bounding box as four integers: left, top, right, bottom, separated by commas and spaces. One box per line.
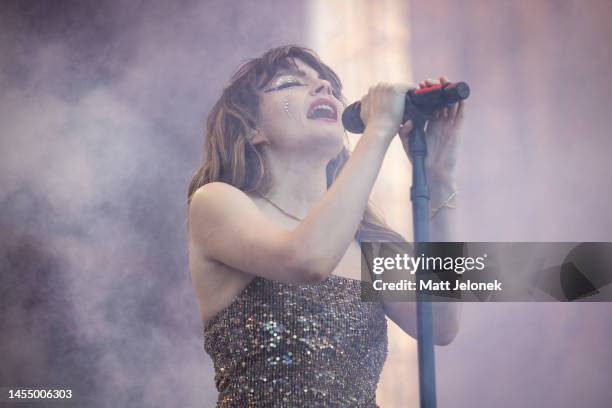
307, 98, 338, 121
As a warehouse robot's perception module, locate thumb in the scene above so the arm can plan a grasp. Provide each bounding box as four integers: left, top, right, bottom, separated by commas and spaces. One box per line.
398, 120, 413, 139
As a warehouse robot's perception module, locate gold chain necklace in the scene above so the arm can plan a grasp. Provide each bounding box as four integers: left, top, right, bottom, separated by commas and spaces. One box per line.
256, 193, 303, 221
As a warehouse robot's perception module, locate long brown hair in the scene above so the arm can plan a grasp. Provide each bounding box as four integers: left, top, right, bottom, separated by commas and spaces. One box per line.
187, 45, 405, 243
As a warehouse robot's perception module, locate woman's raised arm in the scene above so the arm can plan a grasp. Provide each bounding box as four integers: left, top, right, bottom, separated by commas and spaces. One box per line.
189, 84, 414, 284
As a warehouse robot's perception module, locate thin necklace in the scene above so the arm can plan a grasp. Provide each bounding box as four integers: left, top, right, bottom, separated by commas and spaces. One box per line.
257, 193, 303, 221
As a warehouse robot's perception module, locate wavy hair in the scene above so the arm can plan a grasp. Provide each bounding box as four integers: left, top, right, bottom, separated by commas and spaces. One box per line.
187, 45, 405, 243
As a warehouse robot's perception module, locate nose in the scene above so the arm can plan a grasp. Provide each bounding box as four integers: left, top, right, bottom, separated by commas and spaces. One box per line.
310, 78, 333, 96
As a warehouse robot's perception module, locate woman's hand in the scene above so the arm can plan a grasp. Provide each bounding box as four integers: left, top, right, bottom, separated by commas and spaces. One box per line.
398, 76, 466, 184
360, 82, 415, 141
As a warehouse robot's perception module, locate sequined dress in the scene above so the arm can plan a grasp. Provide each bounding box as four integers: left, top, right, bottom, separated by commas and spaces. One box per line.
203, 273, 388, 407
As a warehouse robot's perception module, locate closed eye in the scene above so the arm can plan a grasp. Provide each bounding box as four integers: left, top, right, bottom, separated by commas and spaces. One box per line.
264, 77, 340, 98
264, 81, 304, 93
277, 82, 303, 90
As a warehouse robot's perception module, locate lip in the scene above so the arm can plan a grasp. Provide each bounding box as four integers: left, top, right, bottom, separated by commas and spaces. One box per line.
307, 97, 338, 122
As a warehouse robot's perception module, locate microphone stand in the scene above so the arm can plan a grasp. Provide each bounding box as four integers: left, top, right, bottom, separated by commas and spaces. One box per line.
406, 104, 437, 408
344, 82, 469, 407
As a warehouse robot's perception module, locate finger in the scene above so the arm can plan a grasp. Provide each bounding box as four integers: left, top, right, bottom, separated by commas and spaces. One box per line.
440, 75, 449, 84
419, 81, 426, 89
360, 92, 370, 124
398, 119, 413, 138
425, 78, 440, 87
392, 82, 415, 94
453, 100, 466, 127
448, 101, 459, 119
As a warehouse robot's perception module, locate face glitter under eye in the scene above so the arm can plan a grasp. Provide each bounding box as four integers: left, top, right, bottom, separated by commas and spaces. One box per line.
283, 97, 290, 117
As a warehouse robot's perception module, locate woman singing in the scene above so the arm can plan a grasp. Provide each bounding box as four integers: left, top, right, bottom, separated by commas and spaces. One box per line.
187, 45, 464, 407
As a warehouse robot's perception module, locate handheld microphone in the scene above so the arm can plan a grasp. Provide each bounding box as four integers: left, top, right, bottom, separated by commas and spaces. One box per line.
341, 81, 470, 133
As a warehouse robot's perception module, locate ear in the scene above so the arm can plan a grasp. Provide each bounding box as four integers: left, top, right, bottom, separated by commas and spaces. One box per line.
248, 127, 268, 145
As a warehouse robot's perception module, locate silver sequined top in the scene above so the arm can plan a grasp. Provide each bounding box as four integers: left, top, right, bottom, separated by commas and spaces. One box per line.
203, 274, 388, 407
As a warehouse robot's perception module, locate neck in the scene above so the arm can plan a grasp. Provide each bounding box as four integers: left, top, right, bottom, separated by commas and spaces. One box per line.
260, 148, 331, 219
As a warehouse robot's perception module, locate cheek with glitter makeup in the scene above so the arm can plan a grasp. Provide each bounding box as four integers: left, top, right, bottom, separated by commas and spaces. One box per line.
283, 91, 292, 118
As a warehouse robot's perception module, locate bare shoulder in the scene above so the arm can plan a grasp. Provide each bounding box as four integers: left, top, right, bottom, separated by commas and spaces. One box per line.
188, 183, 256, 323
188, 181, 321, 322
189, 181, 253, 218
192, 180, 245, 197
188, 182, 257, 248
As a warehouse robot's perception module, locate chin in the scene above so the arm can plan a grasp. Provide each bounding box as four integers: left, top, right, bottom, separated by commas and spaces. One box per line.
309, 128, 345, 156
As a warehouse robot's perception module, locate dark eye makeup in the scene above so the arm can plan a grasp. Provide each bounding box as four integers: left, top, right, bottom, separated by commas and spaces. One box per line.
276, 82, 302, 90
263, 75, 341, 99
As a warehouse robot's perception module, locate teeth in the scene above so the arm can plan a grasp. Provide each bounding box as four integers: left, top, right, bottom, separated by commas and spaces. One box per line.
313, 104, 333, 112
309, 103, 335, 118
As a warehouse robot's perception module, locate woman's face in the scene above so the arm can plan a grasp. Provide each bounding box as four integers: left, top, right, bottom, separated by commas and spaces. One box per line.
255, 58, 345, 157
